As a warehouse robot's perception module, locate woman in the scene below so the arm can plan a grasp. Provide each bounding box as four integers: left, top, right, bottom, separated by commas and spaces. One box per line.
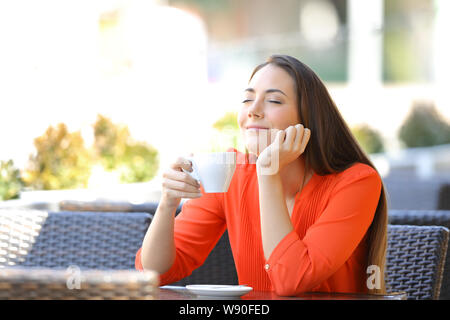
135, 54, 387, 296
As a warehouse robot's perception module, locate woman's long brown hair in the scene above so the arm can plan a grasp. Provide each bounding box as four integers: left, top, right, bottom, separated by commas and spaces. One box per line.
250, 55, 387, 294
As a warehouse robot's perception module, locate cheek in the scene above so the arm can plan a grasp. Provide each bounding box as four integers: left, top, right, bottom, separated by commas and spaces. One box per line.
269, 108, 300, 128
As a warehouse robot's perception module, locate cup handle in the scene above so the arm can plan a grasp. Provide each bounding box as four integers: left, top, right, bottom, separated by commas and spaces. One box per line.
182, 156, 200, 182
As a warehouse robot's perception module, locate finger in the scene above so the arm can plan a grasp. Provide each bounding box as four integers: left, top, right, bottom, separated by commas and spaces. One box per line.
299, 128, 311, 153
274, 129, 286, 147
163, 168, 200, 188
170, 156, 193, 172
293, 124, 305, 148
267, 128, 280, 146
166, 189, 202, 199
162, 178, 201, 193
283, 125, 297, 149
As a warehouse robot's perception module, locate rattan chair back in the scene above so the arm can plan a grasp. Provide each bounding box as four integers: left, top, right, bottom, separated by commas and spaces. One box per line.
388, 210, 450, 299
386, 224, 449, 299
0, 210, 152, 270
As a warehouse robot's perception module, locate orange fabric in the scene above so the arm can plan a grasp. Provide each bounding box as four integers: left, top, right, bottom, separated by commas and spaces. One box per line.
135, 150, 382, 296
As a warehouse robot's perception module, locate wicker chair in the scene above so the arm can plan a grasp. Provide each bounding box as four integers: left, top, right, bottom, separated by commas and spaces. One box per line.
0, 210, 152, 270
388, 210, 450, 299
385, 225, 449, 300
59, 200, 183, 215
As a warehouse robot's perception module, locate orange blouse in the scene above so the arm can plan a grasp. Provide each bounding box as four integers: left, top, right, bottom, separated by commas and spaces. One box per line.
135, 150, 382, 296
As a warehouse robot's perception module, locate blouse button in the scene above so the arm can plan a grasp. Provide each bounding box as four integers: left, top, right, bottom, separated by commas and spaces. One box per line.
264, 264, 270, 270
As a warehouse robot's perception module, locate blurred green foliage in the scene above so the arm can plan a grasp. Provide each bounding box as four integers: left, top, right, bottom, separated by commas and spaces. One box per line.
115, 143, 159, 184
23, 123, 92, 190
213, 111, 239, 131
93, 115, 159, 183
212, 112, 241, 151
0, 160, 24, 200
21, 115, 159, 191
352, 125, 385, 154
399, 102, 450, 148
93, 115, 132, 170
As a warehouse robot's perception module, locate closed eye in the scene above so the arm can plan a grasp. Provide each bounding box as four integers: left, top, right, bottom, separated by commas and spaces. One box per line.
268, 100, 282, 104
242, 99, 253, 103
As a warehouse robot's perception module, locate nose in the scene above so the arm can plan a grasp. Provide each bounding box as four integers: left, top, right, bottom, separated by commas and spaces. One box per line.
247, 99, 264, 119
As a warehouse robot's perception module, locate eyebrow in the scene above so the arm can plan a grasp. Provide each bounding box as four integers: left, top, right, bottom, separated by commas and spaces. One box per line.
245, 88, 288, 97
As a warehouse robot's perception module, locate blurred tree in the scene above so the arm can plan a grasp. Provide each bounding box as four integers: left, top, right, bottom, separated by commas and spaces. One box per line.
22, 116, 159, 191
212, 112, 241, 151
213, 111, 239, 130
399, 101, 450, 148
116, 143, 159, 183
0, 160, 24, 200
93, 115, 159, 183
23, 123, 92, 190
352, 125, 385, 154
93, 114, 131, 170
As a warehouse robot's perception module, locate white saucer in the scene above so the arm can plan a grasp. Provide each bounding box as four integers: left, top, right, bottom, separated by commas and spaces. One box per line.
185, 285, 253, 298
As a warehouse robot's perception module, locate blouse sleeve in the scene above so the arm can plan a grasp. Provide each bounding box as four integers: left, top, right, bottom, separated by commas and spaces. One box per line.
264, 167, 382, 296
135, 192, 226, 286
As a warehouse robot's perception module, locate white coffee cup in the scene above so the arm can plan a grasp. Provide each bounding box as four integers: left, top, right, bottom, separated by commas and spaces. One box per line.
185, 152, 236, 193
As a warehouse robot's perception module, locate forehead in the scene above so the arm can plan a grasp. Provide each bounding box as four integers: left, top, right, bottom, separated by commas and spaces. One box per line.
248, 64, 296, 94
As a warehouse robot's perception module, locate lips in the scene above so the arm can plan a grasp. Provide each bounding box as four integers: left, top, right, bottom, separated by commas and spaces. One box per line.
246, 125, 269, 130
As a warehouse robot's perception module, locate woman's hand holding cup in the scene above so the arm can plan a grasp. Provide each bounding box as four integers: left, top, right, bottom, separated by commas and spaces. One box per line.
160, 156, 202, 209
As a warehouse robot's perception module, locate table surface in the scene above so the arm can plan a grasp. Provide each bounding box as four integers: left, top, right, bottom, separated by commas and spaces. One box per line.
0, 267, 407, 300
157, 286, 407, 300
0, 267, 159, 300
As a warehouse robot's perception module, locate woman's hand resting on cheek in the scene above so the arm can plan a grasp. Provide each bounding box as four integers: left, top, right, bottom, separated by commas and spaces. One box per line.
256, 124, 311, 175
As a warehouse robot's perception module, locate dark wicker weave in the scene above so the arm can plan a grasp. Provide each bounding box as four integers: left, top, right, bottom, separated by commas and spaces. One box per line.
385, 224, 449, 300
0, 210, 152, 270
0, 267, 158, 300
59, 200, 182, 215
388, 210, 450, 299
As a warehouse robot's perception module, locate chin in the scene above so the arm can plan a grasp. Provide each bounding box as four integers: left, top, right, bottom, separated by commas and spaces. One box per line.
243, 131, 271, 154
246, 141, 271, 157
244, 135, 258, 155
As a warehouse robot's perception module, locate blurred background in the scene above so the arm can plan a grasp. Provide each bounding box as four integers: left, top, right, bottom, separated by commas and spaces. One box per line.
0, 0, 449, 211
